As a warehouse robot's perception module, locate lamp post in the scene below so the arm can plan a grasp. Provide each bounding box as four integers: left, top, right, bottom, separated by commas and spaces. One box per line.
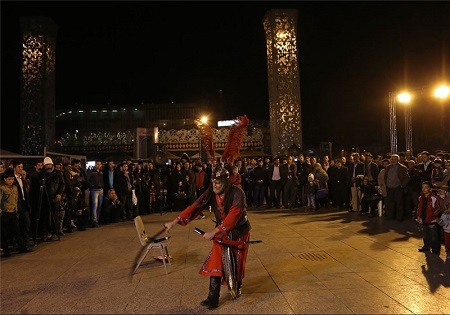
389, 84, 449, 155
198, 116, 208, 162
397, 92, 412, 155
388, 92, 398, 154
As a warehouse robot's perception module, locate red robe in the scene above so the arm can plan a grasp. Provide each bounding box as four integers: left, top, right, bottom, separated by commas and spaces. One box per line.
175, 186, 250, 282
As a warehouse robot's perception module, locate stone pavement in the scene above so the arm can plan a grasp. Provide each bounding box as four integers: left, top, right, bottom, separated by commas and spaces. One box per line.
1, 207, 449, 314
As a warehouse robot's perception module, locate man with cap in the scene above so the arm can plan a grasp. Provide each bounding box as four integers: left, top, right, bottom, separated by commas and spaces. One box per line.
164, 165, 251, 309
34, 157, 66, 241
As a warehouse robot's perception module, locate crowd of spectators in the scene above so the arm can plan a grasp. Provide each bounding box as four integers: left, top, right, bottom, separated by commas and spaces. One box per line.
1, 149, 449, 259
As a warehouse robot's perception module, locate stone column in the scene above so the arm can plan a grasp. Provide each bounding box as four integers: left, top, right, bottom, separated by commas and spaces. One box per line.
20, 16, 58, 155
263, 9, 302, 156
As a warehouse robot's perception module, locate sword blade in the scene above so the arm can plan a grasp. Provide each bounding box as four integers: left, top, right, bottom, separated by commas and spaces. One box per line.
149, 226, 168, 241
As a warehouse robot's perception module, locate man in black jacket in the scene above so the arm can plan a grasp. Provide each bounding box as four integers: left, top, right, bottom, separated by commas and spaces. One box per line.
35, 157, 65, 242
330, 159, 350, 209
417, 151, 433, 185
251, 158, 267, 208
296, 154, 312, 207
12, 160, 33, 249
267, 157, 282, 209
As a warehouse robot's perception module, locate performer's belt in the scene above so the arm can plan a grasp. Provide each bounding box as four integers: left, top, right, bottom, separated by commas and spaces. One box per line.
235, 215, 248, 228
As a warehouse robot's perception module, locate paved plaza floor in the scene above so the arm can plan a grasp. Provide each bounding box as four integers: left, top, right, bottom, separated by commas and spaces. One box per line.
1, 206, 449, 314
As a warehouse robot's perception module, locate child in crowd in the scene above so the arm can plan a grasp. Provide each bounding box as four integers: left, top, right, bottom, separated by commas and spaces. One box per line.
438, 208, 450, 260
305, 173, 318, 210
1, 168, 29, 257
436, 188, 450, 260
416, 181, 441, 255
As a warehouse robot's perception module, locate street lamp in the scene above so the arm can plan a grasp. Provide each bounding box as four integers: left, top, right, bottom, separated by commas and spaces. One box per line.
389, 84, 449, 155
198, 116, 208, 162
435, 85, 449, 99
397, 92, 413, 155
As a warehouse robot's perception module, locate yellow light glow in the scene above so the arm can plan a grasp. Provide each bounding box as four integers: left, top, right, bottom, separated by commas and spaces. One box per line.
276, 31, 288, 39
434, 85, 449, 99
200, 116, 208, 124
397, 92, 411, 104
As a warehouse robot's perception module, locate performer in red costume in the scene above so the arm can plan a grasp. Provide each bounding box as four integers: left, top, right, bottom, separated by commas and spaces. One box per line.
164, 115, 251, 309
164, 166, 250, 308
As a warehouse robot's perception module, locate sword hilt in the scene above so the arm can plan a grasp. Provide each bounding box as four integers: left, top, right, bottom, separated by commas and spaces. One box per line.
194, 227, 205, 235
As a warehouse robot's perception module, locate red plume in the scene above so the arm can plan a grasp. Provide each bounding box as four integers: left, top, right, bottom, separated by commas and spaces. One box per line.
195, 119, 216, 162
221, 115, 249, 165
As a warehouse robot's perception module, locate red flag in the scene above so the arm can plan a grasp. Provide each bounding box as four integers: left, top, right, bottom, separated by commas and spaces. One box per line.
221, 115, 249, 165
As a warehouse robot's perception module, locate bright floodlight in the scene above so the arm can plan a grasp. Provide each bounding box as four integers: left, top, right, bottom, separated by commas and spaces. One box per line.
397, 92, 411, 103
200, 116, 208, 124
434, 85, 449, 99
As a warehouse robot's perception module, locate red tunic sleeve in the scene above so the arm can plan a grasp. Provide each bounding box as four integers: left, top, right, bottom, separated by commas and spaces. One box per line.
176, 198, 205, 225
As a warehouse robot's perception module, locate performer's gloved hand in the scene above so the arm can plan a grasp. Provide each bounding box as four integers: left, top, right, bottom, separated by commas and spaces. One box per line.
164, 219, 178, 232
203, 228, 219, 241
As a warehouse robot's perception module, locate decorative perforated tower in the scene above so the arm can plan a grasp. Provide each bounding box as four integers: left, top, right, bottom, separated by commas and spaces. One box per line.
20, 16, 58, 155
263, 9, 302, 156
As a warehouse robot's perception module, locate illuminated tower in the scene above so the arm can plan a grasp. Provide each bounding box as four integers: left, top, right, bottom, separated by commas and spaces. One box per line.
263, 9, 302, 156
20, 16, 58, 155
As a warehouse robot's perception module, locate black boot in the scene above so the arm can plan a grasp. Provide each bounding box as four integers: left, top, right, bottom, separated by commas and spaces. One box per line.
200, 276, 221, 309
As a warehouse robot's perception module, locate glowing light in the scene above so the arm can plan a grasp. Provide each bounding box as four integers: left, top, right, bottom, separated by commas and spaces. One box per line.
276, 31, 288, 39
397, 92, 411, 104
200, 116, 208, 124
434, 85, 449, 99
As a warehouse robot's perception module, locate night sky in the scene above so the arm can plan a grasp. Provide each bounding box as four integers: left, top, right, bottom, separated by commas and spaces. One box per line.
1, 1, 449, 154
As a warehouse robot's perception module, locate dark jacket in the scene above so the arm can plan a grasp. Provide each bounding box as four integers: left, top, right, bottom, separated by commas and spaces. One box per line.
39, 169, 65, 200
383, 163, 410, 188
417, 161, 433, 184
330, 166, 350, 187
13, 175, 30, 213
251, 165, 267, 185
348, 162, 365, 187
297, 162, 313, 185
281, 163, 298, 185
365, 162, 379, 184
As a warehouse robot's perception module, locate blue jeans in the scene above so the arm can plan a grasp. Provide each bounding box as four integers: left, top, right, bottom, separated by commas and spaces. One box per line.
253, 183, 265, 207
90, 189, 104, 223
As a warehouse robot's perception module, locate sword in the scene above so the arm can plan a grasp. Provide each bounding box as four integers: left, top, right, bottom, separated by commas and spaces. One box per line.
129, 226, 169, 280
194, 227, 262, 248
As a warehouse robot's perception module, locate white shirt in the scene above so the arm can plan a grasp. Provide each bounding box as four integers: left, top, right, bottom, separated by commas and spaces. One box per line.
272, 165, 281, 180
15, 174, 25, 200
